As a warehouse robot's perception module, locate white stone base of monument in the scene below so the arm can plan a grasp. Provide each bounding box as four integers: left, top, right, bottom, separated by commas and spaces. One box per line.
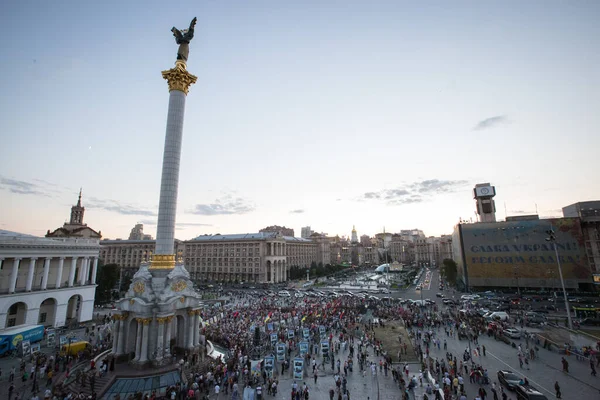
113, 262, 203, 369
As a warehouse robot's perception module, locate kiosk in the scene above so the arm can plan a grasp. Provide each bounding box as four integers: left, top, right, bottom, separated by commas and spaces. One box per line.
320, 340, 330, 361
264, 355, 275, 378
299, 341, 309, 357
293, 357, 304, 380
276, 343, 286, 362
303, 328, 310, 340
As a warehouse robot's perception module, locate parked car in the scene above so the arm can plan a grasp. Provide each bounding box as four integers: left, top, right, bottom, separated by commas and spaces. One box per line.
525, 312, 546, 323
503, 328, 522, 339
497, 370, 522, 390
486, 311, 510, 321
436, 293, 444, 298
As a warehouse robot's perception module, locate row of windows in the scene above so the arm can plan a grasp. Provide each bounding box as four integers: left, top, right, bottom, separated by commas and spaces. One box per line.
190, 267, 260, 272
189, 262, 260, 268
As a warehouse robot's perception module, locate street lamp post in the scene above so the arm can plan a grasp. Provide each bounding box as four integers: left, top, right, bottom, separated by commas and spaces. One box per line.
546, 228, 573, 330
513, 265, 521, 296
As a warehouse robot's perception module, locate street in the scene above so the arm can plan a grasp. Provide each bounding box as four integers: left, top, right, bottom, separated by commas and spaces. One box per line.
400, 269, 600, 399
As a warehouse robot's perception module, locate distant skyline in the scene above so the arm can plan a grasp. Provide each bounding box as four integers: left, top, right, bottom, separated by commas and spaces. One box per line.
1, 1, 599, 240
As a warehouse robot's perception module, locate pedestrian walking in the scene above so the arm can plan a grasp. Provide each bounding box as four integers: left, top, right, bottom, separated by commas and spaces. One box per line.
554, 381, 561, 399
561, 357, 569, 373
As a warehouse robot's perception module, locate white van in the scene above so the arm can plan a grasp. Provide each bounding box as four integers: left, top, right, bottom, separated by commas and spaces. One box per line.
487, 311, 509, 321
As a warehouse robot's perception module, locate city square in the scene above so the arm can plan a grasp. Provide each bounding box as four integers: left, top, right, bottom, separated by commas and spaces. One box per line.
1, 2, 600, 400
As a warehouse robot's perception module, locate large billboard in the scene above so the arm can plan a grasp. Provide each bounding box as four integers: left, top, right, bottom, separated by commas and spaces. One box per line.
457, 218, 590, 289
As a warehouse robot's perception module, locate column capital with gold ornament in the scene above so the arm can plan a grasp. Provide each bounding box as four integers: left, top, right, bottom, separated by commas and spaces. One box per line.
161, 60, 197, 95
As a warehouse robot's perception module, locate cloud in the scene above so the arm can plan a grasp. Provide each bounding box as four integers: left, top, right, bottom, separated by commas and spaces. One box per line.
86, 197, 157, 216
362, 179, 468, 206
0, 176, 50, 197
409, 179, 469, 194
473, 115, 508, 131
188, 195, 255, 216
388, 196, 424, 206
290, 209, 304, 214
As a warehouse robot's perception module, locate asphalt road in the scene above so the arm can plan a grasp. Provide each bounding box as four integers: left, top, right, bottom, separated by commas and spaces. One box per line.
399, 269, 600, 399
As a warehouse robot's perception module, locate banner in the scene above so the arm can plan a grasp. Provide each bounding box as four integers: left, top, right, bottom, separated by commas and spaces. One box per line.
456, 218, 590, 288
31, 343, 41, 354
276, 343, 286, 362
293, 358, 304, 379
299, 341, 309, 356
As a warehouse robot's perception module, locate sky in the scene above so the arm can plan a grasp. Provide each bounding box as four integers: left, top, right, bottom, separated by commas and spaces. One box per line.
1, 1, 599, 240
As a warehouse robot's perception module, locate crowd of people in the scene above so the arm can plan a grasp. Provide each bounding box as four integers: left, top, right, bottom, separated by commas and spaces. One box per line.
6, 282, 600, 400
3, 322, 113, 400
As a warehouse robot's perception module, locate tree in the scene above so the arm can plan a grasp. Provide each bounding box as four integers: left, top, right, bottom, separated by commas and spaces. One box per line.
95, 263, 119, 304
441, 259, 458, 286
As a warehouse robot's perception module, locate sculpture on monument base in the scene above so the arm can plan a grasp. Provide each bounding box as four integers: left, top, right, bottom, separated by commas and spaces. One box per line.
171, 17, 197, 62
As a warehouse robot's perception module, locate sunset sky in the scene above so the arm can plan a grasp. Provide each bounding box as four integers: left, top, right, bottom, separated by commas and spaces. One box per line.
1, 1, 598, 240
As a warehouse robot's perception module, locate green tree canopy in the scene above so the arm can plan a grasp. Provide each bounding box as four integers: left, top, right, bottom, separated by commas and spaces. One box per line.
95, 263, 119, 304
441, 258, 458, 286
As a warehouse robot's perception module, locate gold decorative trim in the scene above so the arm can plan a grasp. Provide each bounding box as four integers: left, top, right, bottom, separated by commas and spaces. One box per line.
150, 254, 176, 269
113, 313, 128, 321
161, 61, 197, 95
171, 280, 187, 292
133, 281, 145, 294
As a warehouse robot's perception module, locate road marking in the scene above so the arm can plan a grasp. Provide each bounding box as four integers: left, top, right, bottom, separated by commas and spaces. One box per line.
486, 350, 555, 397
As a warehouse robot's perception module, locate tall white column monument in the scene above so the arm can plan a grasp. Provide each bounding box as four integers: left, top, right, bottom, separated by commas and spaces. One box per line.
115, 17, 204, 369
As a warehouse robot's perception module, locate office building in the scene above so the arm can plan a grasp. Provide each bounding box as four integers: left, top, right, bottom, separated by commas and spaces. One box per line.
301, 226, 313, 239
563, 201, 600, 282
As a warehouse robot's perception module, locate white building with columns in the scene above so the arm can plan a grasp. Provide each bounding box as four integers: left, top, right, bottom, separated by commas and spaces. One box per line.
0, 230, 100, 330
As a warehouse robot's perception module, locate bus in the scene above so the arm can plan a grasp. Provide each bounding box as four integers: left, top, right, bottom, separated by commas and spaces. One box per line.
573, 306, 600, 319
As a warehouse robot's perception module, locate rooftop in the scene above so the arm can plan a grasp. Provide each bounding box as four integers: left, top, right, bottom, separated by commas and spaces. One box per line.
191, 232, 313, 243
0, 229, 99, 246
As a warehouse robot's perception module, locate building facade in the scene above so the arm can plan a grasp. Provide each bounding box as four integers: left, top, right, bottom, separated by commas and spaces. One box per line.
99, 239, 184, 281
46, 191, 101, 239
563, 201, 600, 279
0, 230, 100, 329
301, 226, 313, 239
452, 218, 593, 291
129, 224, 153, 241
183, 232, 322, 283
